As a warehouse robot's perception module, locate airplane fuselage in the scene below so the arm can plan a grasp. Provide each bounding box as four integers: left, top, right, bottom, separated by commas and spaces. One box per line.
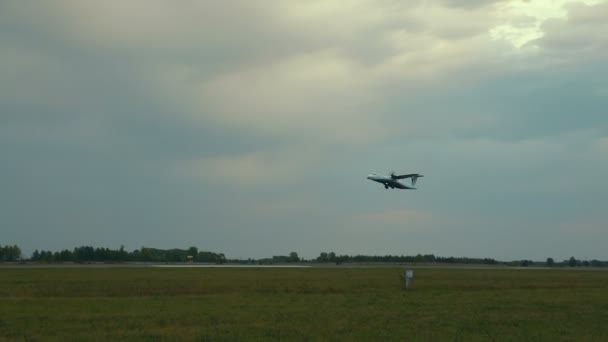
366, 173, 415, 190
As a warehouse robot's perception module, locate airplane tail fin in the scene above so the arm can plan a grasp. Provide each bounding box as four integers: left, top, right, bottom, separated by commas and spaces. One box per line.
411, 175, 423, 186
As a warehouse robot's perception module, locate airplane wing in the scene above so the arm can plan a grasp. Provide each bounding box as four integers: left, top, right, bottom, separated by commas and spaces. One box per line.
392, 173, 423, 180
392, 174, 423, 186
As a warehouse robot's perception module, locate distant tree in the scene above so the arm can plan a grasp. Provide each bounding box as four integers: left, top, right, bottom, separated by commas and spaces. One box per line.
328, 252, 336, 263
317, 252, 328, 262
40, 250, 54, 262
187, 246, 198, 260
424, 254, 437, 263
568, 256, 577, 267
118, 245, 129, 261
141, 247, 153, 262
590, 259, 604, 267
130, 249, 141, 261
197, 251, 224, 263
32, 250, 40, 261
484, 258, 497, 265
2, 245, 22, 261
58, 249, 73, 262
336, 255, 350, 264
546, 257, 554, 267
288, 252, 300, 263
215, 253, 226, 264
166, 249, 184, 262
73, 246, 95, 262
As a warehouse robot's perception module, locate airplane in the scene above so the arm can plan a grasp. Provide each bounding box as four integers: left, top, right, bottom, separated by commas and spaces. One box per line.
367, 172, 423, 190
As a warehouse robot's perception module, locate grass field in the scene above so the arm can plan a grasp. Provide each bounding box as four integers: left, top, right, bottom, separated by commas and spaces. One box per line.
1, 267, 608, 341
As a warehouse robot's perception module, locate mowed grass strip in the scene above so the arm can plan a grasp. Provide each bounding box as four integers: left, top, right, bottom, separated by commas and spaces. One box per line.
1, 268, 607, 341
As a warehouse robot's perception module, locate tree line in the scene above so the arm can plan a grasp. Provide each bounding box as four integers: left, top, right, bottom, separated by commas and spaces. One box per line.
28, 246, 225, 263
1, 243, 607, 267
231, 251, 608, 267
313, 252, 499, 265
0, 245, 22, 262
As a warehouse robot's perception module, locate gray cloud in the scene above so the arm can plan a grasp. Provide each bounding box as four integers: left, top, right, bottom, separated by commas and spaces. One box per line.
438, 0, 508, 10
534, 2, 608, 57
1, 0, 607, 260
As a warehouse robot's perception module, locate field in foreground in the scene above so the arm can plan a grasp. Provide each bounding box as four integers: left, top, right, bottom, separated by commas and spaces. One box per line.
1, 267, 608, 341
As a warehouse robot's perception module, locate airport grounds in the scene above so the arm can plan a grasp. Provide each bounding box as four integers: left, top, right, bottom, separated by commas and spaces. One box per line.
1, 264, 608, 341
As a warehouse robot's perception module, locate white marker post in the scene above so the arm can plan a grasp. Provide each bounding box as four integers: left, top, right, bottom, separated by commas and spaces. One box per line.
405, 270, 414, 290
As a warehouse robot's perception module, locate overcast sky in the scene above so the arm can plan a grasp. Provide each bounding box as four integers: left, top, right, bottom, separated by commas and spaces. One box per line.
2, 0, 607, 260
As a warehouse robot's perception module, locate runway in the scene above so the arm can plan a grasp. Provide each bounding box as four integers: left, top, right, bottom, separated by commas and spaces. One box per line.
151, 264, 310, 268
2, 262, 607, 271
0, 262, 310, 269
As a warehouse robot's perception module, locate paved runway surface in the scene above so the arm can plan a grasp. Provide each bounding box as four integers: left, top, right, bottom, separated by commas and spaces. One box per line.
0, 263, 310, 269
2, 262, 607, 270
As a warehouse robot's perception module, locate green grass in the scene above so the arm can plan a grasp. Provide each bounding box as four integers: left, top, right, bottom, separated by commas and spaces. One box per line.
1, 267, 608, 341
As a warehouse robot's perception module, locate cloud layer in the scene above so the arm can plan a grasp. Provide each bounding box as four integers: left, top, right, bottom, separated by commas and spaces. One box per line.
1, 0, 607, 260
